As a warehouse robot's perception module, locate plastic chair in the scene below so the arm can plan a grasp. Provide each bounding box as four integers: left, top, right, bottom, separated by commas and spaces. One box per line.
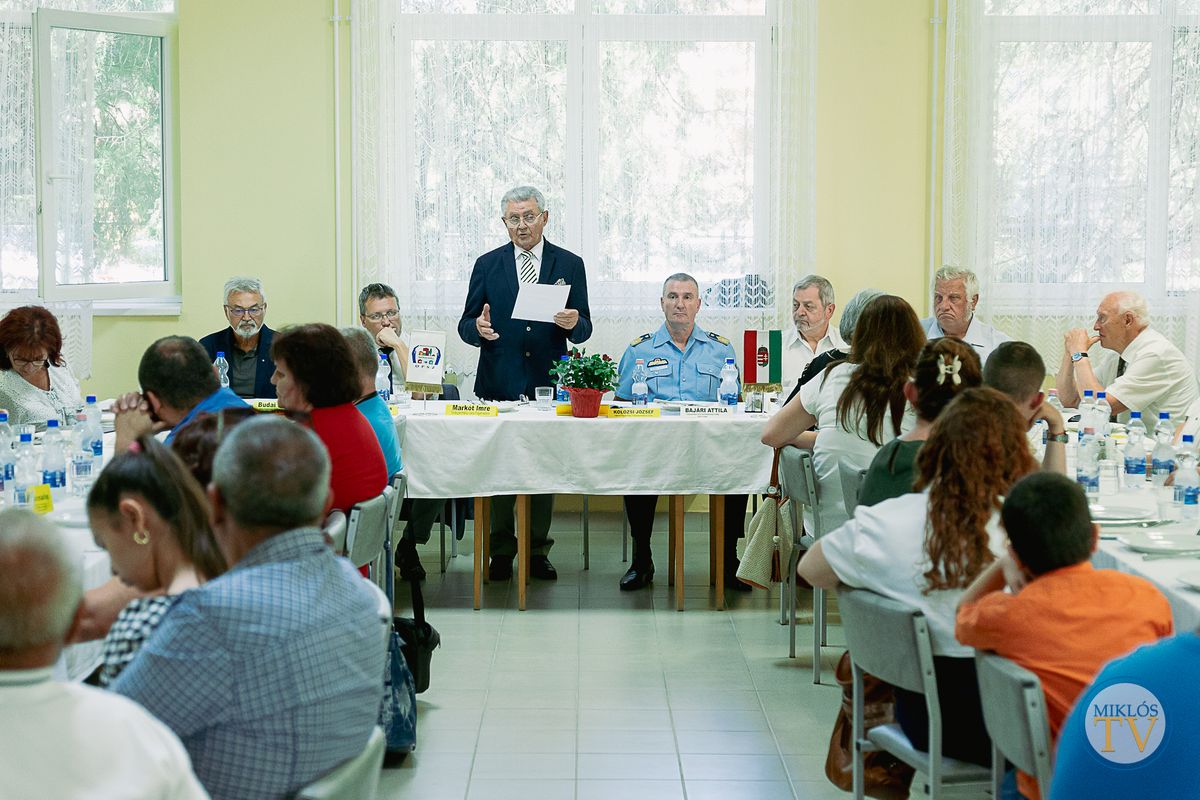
839, 461, 868, 517
975, 651, 1054, 796
778, 447, 829, 682
837, 588, 992, 799
323, 510, 348, 554
380, 472, 407, 608
295, 725, 385, 800
347, 487, 394, 595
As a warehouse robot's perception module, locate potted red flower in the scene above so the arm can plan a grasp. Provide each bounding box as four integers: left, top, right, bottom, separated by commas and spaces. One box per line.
547, 347, 618, 418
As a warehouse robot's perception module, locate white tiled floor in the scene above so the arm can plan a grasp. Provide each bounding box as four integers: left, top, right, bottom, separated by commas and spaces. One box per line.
378, 509, 849, 800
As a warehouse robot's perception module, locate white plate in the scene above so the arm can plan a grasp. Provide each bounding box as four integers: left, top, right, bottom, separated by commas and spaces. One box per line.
1178, 570, 1200, 591
495, 401, 522, 413
46, 508, 90, 528
1090, 504, 1154, 522
1117, 532, 1200, 554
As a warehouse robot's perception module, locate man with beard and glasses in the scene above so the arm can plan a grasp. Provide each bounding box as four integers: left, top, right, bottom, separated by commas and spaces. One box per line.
200, 277, 277, 399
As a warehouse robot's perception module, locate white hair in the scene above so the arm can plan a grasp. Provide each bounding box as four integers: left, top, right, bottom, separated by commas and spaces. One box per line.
793, 275, 835, 308
0, 510, 80, 650
500, 186, 546, 216
1108, 291, 1150, 326
933, 266, 980, 300
223, 276, 266, 305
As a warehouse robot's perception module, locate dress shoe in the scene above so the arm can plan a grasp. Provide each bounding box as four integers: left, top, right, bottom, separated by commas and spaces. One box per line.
394, 539, 426, 582
488, 557, 513, 581
530, 555, 558, 581
620, 562, 655, 591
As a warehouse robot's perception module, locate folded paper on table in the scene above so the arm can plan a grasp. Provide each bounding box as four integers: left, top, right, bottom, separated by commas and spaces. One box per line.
512, 283, 570, 323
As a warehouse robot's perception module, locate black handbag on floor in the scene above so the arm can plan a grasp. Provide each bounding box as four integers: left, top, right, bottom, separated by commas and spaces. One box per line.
393, 576, 440, 694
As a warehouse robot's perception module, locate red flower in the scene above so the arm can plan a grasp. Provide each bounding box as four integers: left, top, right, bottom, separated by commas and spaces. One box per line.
571, 351, 581, 358
602, 354, 611, 361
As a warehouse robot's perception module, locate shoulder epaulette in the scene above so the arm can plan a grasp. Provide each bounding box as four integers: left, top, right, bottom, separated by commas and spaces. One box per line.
630, 332, 652, 346
707, 331, 730, 345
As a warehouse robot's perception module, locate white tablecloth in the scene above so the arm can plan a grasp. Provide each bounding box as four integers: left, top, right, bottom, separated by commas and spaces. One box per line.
395, 401, 775, 498
1090, 487, 1200, 631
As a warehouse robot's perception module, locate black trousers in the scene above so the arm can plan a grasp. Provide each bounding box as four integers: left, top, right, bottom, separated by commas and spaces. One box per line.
894, 655, 991, 767
622, 494, 748, 566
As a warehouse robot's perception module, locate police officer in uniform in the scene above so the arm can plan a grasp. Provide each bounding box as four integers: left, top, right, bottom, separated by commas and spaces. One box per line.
615, 272, 750, 591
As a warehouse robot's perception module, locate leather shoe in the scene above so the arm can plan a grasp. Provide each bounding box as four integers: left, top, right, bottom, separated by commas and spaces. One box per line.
488, 557, 513, 581
394, 539, 426, 582
619, 562, 654, 591
530, 555, 558, 581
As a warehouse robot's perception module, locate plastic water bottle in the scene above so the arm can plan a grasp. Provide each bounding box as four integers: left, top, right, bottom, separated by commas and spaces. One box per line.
81, 395, 103, 472
1047, 388, 1064, 412
1123, 411, 1147, 489
630, 359, 649, 406
1079, 390, 1096, 430
1094, 391, 1112, 437
70, 412, 94, 497
1150, 413, 1176, 486
375, 354, 392, 403
1076, 427, 1100, 496
0, 412, 13, 504
1176, 436, 1200, 519
718, 358, 739, 406
555, 355, 569, 403
214, 351, 230, 388
41, 420, 67, 501
12, 433, 38, 508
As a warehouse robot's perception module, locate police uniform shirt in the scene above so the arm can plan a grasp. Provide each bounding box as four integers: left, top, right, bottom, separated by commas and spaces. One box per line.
617, 322, 738, 402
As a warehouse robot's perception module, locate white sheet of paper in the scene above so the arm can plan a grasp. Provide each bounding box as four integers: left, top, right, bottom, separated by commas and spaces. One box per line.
512, 282, 570, 323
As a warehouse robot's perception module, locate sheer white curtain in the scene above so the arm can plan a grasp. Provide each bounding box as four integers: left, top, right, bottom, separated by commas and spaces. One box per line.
352, 0, 814, 396
943, 0, 1200, 369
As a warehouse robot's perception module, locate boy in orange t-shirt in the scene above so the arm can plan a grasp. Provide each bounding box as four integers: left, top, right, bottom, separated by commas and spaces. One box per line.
956, 471, 1173, 800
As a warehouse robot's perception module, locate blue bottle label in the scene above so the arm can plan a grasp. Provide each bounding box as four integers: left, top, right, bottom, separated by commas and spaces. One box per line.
1124, 456, 1146, 476
91, 439, 103, 458
42, 469, 66, 489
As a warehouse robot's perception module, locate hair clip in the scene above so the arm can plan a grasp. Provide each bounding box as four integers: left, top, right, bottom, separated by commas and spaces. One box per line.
128, 440, 143, 454
937, 354, 962, 386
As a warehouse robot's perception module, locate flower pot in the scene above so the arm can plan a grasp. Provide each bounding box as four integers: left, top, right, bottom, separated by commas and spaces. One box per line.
567, 387, 604, 418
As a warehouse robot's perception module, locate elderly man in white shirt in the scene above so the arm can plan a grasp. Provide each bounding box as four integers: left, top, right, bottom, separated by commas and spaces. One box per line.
781, 275, 846, 395
920, 266, 1011, 365
1056, 290, 1199, 423
0, 510, 208, 800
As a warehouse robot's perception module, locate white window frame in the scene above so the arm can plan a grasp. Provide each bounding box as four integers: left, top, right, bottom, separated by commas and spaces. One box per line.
31, 8, 179, 312
977, 6, 1200, 316
391, 4, 774, 317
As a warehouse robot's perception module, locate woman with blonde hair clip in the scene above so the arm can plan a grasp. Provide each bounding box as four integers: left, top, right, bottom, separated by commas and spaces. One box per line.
857, 338, 982, 507
799, 387, 1039, 766
87, 433, 226, 686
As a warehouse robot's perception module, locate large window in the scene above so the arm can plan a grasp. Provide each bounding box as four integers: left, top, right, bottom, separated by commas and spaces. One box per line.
0, 1, 175, 308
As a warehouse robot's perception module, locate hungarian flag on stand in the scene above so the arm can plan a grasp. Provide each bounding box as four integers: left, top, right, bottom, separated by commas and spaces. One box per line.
743, 329, 783, 389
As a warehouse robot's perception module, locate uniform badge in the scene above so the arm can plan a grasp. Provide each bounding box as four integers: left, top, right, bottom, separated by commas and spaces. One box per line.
707, 331, 730, 345
630, 332, 652, 346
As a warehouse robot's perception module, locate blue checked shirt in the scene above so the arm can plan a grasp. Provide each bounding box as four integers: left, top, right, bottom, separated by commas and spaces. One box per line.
113, 527, 386, 800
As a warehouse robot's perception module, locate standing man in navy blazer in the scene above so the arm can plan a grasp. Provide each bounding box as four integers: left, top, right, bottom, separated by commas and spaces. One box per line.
458, 186, 592, 581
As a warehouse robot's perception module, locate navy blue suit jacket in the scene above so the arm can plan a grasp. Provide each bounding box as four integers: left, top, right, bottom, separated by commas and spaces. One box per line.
458, 239, 592, 401
199, 325, 277, 399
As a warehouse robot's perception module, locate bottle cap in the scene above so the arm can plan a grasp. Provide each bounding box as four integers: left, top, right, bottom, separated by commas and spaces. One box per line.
0, 412, 7, 422
1160, 412, 1170, 419
1097, 392, 1106, 399
19, 433, 31, 442
1130, 411, 1141, 418
1186, 435, 1195, 444
217, 351, 225, 358
86, 394, 96, 403
725, 358, 735, 365
47, 420, 58, 428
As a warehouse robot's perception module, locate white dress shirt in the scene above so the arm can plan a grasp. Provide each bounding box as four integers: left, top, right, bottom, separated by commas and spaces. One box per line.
1090, 327, 1200, 424
820, 491, 1006, 657
781, 325, 846, 394
513, 237, 545, 284
920, 315, 1012, 369
0, 667, 209, 799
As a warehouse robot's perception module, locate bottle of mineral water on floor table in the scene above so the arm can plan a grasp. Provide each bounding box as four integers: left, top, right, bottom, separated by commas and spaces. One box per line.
41, 420, 67, 502
1150, 413, 1176, 486
718, 358, 739, 407
1175, 435, 1200, 518
1123, 411, 1147, 489
1076, 427, 1100, 497
13, 433, 38, 508
630, 359, 649, 406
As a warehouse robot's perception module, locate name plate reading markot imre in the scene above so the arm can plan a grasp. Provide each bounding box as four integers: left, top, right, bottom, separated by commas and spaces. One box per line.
445, 403, 499, 417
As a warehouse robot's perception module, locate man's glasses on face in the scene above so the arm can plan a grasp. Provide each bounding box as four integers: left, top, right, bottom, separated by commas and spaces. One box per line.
502, 211, 545, 229
225, 305, 265, 318
364, 309, 400, 323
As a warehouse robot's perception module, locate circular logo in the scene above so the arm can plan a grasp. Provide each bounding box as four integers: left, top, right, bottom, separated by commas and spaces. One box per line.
1083, 683, 1166, 764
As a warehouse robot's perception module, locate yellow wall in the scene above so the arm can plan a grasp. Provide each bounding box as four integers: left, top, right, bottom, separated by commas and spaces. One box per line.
84, 0, 341, 398
82, 0, 938, 401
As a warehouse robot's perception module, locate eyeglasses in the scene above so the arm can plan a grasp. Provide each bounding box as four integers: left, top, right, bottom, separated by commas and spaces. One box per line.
364, 309, 400, 322
9, 355, 48, 371
502, 211, 545, 229
225, 305, 265, 318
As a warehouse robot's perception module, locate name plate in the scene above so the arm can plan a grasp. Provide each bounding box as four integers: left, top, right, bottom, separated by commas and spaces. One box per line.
608, 406, 661, 418
251, 399, 280, 412
31, 484, 53, 514
680, 404, 733, 416
445, 403, 499, 417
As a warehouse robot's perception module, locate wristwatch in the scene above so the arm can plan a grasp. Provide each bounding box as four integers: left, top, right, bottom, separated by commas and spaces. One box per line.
1047, 431, 1070, 444
1071, 351, 1089, 362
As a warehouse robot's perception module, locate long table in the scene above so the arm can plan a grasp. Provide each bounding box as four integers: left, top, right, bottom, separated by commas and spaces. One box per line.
1091, 489, 1200, 631
395, 400, 775, 611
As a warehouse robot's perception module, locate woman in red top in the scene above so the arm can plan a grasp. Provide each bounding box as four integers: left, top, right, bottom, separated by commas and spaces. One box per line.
270, 323, 388, 515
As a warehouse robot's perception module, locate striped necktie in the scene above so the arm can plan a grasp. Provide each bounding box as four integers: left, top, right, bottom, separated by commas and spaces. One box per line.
518, 250, 537, 284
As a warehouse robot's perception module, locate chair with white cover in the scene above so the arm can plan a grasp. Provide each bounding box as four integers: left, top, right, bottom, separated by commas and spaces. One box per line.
347, 486, 394, 596
975, 651, 1054, 796
295, 726, 385, 800
838, 587, 992, 799
838, 461, 868, 517
778, 447, 831, 682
